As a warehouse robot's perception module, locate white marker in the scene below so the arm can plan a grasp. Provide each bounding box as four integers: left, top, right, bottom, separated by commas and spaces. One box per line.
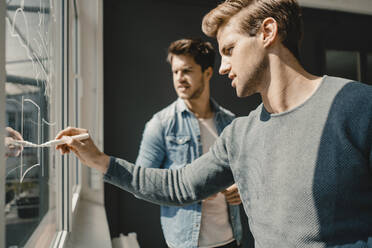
9, 133, 90, 148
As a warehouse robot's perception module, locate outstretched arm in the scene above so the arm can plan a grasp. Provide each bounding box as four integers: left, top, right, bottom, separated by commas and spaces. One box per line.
55, 126, 234, 206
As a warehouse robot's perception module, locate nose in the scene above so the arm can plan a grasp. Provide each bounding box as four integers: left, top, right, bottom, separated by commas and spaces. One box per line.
219, 56, 231, 75
174, 71, 185, 83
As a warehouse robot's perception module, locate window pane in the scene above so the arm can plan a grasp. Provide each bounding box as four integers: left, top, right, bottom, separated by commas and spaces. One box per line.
325, 50, 360, 81
5, 0, 57, 246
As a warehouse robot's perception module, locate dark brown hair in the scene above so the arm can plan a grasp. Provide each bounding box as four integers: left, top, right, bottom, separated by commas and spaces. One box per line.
167, 38, 215, 71
202, 0, 303, 59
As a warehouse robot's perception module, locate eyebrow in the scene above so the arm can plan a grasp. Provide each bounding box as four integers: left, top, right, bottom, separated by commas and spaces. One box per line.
173, 66, 193, 71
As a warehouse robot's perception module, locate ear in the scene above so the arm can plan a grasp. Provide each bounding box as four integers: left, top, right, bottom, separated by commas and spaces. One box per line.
204, 67, 213, 80
260, 17, 278, 48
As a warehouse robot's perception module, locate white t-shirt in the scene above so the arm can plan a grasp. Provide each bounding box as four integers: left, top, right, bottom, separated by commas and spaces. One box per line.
197, 117, 234, 248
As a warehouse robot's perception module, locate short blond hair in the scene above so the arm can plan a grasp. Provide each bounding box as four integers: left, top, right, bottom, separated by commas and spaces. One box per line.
202, 0, 303, 59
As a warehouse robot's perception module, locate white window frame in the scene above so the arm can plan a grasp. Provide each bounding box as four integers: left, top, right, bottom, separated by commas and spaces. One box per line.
54, 0, 73, 246
0, 0, 6, 246
70, 0, 82, 213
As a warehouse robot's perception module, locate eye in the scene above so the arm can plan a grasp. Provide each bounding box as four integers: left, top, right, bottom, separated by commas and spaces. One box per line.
226, 46, 234, 55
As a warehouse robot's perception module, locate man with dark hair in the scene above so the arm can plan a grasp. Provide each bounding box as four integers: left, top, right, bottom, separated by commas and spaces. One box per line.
56, 0, 372, 247
135, 38, 243, 248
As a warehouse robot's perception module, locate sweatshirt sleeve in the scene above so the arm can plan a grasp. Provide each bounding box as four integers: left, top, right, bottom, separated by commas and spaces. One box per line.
329, 84, 372, 248
103, 124, 235, 206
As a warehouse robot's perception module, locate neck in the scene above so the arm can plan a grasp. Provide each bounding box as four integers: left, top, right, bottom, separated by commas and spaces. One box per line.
184, 88, 213, 119
260, 49, 322, 114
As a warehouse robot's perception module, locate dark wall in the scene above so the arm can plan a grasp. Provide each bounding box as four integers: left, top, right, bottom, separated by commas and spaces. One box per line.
104, 1, 257, 247
104, 1, 372, 247
300, 8, 372, 83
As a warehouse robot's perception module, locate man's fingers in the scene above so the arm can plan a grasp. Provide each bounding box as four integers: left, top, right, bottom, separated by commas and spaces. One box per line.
55, 129, 71, 140
12, 130, 23, 140
222, 188, 238, 197
55, 127, 87, 140
56, 143, 70, 154
224, 188, 242, 205
56, 144, 64, 150
221, 184, 239, 196
66, 136, 85, 149
69, 146, 78, 153
56, 144, 68, 151
226, 184, 238, 191
227, 198, 241, 203
225, 192, 240, 199
225, 193, 242, 205
55, 127, 88, 155
64, 145, 70, 153
61, 146, 70, 154
226, 196, 240, 203
227, 199, 242, 205
6, 127, 23, 140
56, 137, 84, 155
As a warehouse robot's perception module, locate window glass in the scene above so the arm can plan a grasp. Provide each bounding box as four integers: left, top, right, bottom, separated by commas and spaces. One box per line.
325, 50, 360, 81
5, 0, 57, 247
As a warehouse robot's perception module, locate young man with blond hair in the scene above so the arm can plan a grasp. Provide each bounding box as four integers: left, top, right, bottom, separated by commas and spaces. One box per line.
135, 38, 243, 248
57, 0, 372, 247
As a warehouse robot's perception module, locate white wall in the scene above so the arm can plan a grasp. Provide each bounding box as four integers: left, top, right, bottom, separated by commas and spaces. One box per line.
78, 0, 105, 205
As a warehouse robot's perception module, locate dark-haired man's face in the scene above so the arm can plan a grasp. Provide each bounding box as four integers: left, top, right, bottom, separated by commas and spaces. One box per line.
217, 18, 268, 97
171, 54, 210, 100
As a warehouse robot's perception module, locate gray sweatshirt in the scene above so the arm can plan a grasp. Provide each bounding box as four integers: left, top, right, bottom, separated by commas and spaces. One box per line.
104, 76, 372, 248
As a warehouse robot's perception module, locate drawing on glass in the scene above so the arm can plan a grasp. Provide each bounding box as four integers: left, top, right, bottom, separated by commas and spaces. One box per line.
5, 0, 57, 247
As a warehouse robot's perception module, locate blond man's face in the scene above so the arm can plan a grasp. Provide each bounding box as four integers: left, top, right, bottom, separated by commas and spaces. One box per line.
217, 17, 268, 97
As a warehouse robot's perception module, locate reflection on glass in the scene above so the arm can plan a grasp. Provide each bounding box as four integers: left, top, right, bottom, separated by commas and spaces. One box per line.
5, 0, 56, 247
366, 54, 372, 85
326, 50, 360, 81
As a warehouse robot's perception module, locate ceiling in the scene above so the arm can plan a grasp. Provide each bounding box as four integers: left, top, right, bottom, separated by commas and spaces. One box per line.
298, 0, 372, 16
163, 0, 372, 16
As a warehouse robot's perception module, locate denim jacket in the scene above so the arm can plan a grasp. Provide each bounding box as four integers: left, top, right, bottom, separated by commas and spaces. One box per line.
135, 98, 243, 248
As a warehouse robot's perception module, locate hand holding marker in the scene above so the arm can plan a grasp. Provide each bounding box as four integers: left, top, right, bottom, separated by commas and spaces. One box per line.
9, 133, 90, 148
10, 133, 90, 183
